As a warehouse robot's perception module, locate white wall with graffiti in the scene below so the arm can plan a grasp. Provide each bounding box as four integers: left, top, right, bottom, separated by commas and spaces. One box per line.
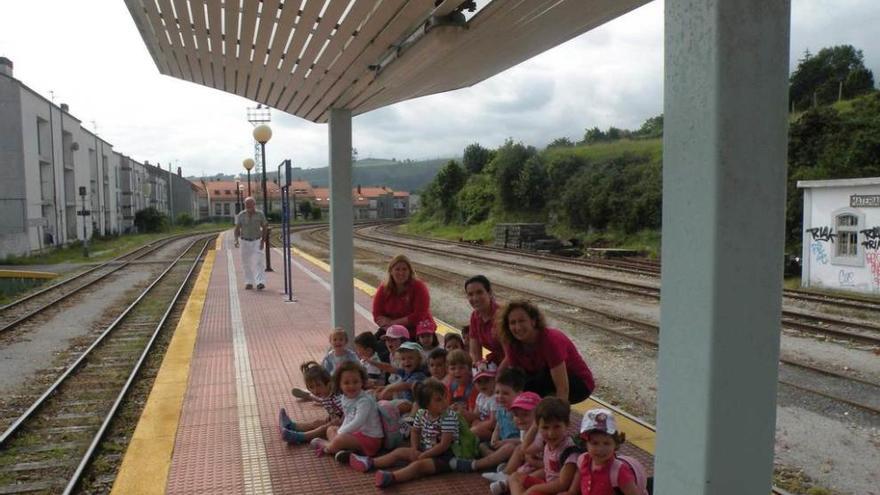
799, 177, 880, 294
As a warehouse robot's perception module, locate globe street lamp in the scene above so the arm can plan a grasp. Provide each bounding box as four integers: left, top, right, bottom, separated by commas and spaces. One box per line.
253, 124, 273, 272
242, 158, 255, 196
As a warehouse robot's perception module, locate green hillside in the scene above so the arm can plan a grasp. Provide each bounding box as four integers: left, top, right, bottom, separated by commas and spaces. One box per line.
290, 157, 454, 192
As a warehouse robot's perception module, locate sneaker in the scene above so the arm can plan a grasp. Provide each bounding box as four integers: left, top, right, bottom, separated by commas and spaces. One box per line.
449, 457, 474, 473
278, 408, 296, 431
496, 462, 507, 473
490, 480, 509, 495
256, 283, 265, 290
281, 428, 306, 445
310, 438, 328, 456
375, 470, 395, 488
244, 284, 254, 290
349, 453, 374, 472
482, 472, 509, 482
334, 450, 352, 464
291, 387, 313, 400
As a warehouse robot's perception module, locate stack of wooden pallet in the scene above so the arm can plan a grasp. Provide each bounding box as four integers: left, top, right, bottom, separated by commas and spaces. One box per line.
493, 223, 547, 249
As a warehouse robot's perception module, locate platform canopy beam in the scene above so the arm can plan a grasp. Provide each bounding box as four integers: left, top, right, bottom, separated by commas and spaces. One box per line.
655, 0, 791, 493
124, 0, 649, 123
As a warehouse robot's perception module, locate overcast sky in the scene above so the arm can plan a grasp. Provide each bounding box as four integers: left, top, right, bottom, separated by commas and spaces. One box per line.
1, 1, 878, 176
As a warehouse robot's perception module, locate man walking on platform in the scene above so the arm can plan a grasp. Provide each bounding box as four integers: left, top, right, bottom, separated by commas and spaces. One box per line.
234, 197, 269, 290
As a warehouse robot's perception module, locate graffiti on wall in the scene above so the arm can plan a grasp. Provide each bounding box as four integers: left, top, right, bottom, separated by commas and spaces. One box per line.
838, 270, 855, 287
867, 253, 880, 291
806, 226, 836, 242
810, 242, 829, 265
861, 226, 880, 250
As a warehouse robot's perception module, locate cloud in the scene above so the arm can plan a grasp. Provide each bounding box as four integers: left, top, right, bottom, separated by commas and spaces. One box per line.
1, 0, 877, 174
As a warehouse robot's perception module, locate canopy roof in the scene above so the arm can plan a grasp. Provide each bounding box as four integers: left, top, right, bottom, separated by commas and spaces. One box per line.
125, 0, 647, 123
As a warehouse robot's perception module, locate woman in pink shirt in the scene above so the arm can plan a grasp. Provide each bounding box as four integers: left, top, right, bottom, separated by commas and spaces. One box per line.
497, 300, 595, 404
372, 254, 432, 339
465, 275, 505, 366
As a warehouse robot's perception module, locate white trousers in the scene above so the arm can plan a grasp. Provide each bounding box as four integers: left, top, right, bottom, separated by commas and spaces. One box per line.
240, 239, 266, 286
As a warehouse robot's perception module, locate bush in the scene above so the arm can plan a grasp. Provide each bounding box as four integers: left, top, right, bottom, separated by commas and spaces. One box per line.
176, 213, 195, 226
134, 207, 168, 233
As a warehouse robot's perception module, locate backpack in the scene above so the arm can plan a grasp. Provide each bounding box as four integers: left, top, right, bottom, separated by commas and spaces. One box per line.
372, 397, 405, 451
450, 411, 481, 460
578, 453, 652, 495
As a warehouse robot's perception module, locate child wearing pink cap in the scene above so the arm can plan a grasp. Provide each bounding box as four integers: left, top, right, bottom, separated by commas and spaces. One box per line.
469, 362, 498, 440
485, 391, 543, 494
416, 318, 440, 361
369, 324, 409, 374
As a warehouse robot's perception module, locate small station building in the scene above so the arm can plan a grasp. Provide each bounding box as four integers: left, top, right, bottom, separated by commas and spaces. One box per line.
799, 177, 880, 294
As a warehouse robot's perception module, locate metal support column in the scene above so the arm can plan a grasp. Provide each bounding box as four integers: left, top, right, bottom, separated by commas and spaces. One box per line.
655, 1, 790, 494
328, 108, 354, 340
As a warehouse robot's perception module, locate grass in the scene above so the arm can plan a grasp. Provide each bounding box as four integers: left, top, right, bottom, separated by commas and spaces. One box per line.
401, 218, 495, 243
1, 222, 230, 266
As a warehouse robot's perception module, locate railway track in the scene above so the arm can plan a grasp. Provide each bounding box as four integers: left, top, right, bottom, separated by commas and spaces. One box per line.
356, 224, 880, 347
302, 225, 880, 416
374, 223, 880, 316
0, 235, 212, 495
0, 231, 217, 337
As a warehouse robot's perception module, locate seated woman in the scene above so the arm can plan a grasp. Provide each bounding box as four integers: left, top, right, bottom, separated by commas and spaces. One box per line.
465, 275, 505, 366
372, 254, 432, 339
496, 300, 595, 404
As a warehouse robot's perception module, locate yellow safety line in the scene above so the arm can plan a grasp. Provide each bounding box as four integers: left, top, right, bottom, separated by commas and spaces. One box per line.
0, 269, 57, 279
292, 246, 656, 454
110, 243, 218, 495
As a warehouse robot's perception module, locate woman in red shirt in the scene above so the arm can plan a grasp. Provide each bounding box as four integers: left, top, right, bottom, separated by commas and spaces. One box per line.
496, 300, 595, 404
372, 254, 432, 339
465, 275, 504, 366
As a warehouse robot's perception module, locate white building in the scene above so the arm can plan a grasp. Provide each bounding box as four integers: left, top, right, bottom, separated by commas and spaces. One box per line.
799, 177, 880, 294
0, 57, 200, 258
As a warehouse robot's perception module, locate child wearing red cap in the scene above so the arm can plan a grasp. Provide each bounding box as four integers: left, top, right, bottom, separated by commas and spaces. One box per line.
416, 319, 440, 361
485, 391, 543, 494
508, 397, 579, 495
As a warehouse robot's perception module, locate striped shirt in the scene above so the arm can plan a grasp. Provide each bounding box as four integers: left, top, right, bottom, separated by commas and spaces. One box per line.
413, 408, 459, 451
315, 393, 344, 420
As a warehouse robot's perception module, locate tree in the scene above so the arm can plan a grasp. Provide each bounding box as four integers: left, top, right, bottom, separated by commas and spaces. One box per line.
435, 160, 467, 222
134, 207, 168, 233
311, 207, 322, 220
547, 137, 574, 149
789, 45, 875, 110
582, 127, 605, 144
457, 174, 495, 225
299, 200, 313, 219
635, 115, 663, 138
515, 156, 548, 211
491, 140, 537, 212
463, 143, 493, 174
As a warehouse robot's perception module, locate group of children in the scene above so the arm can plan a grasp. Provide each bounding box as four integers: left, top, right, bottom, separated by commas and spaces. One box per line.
278, 325, 649, 494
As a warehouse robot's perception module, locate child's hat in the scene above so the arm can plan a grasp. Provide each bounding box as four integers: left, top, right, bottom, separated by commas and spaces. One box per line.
398, 341, 423, 352
579, 408, 618, 436
382, 324, 409, 340
510, 392, 541, 411
416, 318, 437, 335
472, 360, 498, 381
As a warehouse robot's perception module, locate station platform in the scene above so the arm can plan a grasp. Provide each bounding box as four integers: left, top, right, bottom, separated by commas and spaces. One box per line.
111, 232, 655, 494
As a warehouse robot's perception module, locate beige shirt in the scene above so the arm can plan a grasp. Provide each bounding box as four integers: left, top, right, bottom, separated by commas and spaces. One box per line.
236, 210, 267, 240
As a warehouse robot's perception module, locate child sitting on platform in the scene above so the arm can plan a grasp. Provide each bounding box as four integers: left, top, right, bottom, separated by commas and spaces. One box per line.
279, 361, 343, 444
427, 347, 449, 381
446, 350, 478, 417
572, 408, 649, 495
371, 324, 409, 374
449, 367, 525, 473
444, 332, 465, 352
378, 342, 426, 401
469, 362, 498, 440
508, 397, 579, 495
312, 361, 384, 461
322, 327, 359, 375
354, 332, 386, 387
416, 319, 440, 361
347, 379, 460, 488
485, 392, 544, 493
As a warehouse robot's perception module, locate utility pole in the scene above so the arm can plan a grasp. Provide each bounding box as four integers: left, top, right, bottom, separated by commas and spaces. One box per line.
168, 163, 175, 226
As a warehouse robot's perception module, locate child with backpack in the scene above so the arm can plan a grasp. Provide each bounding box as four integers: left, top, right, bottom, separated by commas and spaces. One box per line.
446, 350, 478, 413
354, 332, 386, 387
312, 361, 384, 460
449, 367, 525, 473
279, 361, 343, 444
347, 379, 461, 488
508, 397, 579, 495
572, 408, 650, 495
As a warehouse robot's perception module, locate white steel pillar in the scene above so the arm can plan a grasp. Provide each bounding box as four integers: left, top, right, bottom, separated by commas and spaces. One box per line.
656, 1, 790, 494
328, 108, 354, 339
